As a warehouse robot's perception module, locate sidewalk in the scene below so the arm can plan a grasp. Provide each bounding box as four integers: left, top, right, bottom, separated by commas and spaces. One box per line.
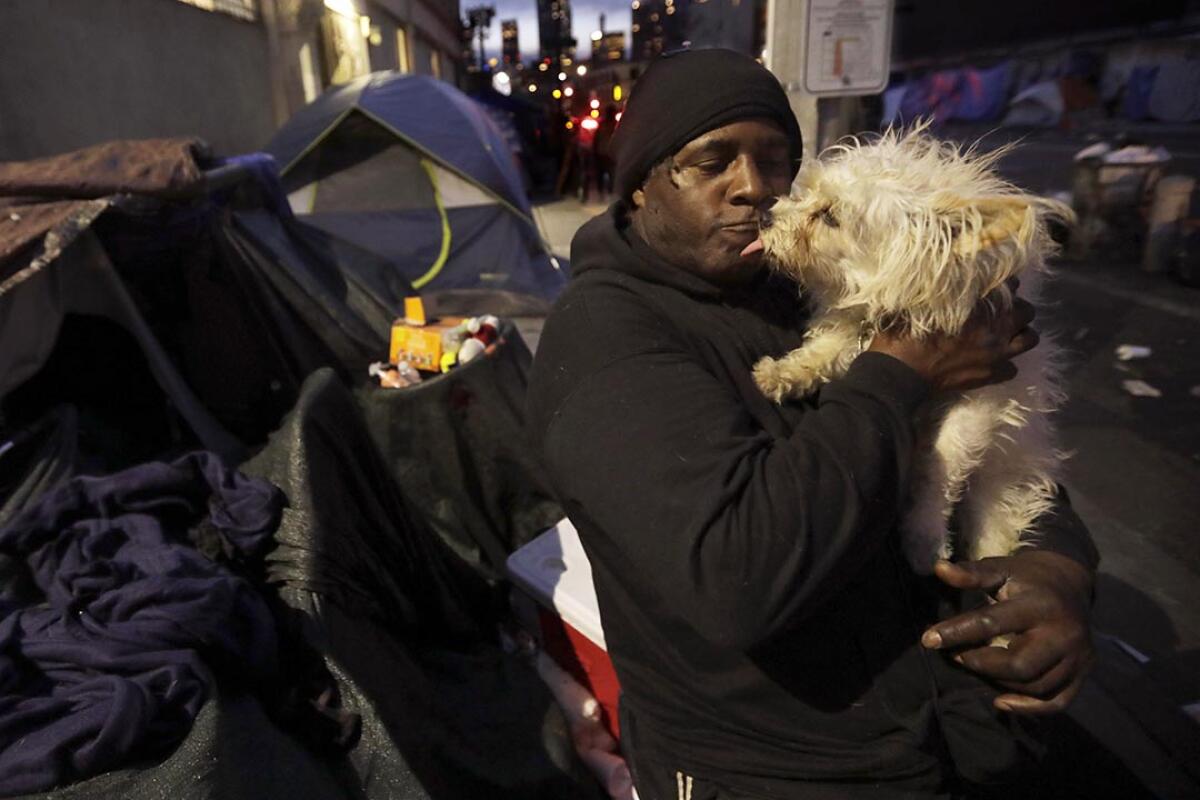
533, 196, 609, 260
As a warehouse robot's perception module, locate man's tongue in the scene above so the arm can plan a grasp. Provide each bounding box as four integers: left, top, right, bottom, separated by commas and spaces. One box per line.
740, 238, 764, 257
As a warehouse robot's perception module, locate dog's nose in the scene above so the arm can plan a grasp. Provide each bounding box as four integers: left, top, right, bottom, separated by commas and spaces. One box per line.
759, 202, 777, 229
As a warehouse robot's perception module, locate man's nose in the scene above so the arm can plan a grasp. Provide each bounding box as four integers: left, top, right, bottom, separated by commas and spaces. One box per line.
730, 157, 770, 206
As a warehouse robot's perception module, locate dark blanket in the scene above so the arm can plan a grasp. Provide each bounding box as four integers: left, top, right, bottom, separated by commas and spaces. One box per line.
0, 138, 207, 202
0, 452, 283, 795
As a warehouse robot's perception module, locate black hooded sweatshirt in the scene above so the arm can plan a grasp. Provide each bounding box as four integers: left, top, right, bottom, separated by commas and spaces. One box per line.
526, 206, 1099, 797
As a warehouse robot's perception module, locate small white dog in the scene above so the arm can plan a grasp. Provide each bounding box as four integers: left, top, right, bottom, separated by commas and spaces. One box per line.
749, 126, 1074, 574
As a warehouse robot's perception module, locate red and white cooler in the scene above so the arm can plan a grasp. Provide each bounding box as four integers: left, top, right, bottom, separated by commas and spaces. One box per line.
506, 518, 623, 740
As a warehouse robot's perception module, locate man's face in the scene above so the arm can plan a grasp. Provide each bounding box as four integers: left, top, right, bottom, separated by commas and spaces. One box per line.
629, 118, 794, 286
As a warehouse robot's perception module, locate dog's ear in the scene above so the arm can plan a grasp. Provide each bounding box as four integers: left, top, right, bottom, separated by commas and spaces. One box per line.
973, 196, 1034, 250
933, 193, 1034, 255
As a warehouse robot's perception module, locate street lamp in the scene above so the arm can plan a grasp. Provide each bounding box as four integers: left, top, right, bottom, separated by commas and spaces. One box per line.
465, 5, 496, 72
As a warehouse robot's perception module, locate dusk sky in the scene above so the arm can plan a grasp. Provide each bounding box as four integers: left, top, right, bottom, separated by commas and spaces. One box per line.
482, 0, 633, 62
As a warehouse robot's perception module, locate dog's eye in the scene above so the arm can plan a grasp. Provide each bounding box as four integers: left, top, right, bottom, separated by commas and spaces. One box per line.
819, 208, 840, 228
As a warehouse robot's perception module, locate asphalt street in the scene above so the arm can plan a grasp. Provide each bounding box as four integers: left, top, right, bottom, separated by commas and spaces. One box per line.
950, 122, 1200, 654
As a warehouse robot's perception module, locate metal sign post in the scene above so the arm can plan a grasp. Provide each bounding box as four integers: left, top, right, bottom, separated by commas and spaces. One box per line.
765, 0, 818, 169
767, 0, 893, 166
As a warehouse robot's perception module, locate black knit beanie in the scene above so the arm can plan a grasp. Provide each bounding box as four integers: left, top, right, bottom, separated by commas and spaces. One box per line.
612, 48, 803, 199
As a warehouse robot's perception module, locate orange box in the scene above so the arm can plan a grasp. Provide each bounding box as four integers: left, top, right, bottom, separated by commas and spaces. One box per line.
389, 316, 465, 372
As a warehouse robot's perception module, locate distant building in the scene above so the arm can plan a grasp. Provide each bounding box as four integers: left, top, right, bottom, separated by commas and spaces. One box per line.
631, 0, 688, 61
685, 0, 755, 55
589, 13, 626, 64
501, 19, 521, 66
538, 0, 577, 64
597, 30, 627, 62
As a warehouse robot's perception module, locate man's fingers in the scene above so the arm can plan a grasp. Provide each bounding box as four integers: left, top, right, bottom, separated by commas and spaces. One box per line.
922, 594, 1031, 650
954, 643, 1071, 693
932, 558, 1010, 592
995, 673, 1087, 715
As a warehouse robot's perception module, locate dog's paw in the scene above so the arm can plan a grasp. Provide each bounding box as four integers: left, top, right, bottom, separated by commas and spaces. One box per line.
753, 357, 790, 403
753, 356, 819, 403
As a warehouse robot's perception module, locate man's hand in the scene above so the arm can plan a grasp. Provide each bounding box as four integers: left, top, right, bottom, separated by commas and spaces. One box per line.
869, 285, 1039, 395
919, 551, 1095, 714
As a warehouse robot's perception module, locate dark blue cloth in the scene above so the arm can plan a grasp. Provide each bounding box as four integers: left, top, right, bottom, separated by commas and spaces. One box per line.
216, 153, 295, 222
0, 452, 284, 795
953, 61, 1014, 122
1123, 66, 1159, 121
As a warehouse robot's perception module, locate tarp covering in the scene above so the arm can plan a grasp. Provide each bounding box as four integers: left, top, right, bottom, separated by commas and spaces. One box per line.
893, 62, 1014, 124
953, 62, 1014, 121
0, 139, 588, 798
1123, 66, 1159, 121
359, 329, 564, 585
1003, 79, 1065, 127
241, 369, 600, 798
3, 374, 599, 799
1147, 56, 1200, 122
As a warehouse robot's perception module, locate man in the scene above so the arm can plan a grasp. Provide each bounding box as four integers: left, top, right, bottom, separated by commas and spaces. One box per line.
527, 49, 1101, 798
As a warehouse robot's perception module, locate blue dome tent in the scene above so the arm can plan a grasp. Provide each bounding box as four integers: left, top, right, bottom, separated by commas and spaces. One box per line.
266, 73, 565, 300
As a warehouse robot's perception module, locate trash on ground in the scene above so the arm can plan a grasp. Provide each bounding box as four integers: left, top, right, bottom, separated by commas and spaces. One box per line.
368, 361, 421, 389
1075, 141, 1172, 165
1122, 379, 1163, 398
1074, 142, 1112, 161
1190, 385, 1200, 398
1073, 327, 1090, 341
1115, 344, 1153, 361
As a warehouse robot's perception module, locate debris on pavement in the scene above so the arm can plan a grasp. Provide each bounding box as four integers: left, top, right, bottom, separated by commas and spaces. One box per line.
1122, 379, 1163, 398
1074, 141, 1172, 165
1115, 344, 1153, 361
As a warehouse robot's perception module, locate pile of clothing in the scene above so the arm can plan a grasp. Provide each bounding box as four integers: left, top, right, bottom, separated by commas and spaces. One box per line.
0, 453, 314, 795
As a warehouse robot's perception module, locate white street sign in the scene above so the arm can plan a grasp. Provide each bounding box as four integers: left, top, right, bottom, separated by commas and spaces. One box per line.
804, 0, 893, 95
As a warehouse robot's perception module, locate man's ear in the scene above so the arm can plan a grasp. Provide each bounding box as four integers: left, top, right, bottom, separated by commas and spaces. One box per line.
630, 187, 646, 210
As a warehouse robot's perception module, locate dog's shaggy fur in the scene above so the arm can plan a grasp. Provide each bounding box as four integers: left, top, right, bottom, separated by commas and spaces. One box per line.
753, 125, 1075, 574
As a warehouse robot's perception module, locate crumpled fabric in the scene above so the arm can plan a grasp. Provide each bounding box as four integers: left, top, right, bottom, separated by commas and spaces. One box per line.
0, 138, 208, 202
0, 452, 283, 795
